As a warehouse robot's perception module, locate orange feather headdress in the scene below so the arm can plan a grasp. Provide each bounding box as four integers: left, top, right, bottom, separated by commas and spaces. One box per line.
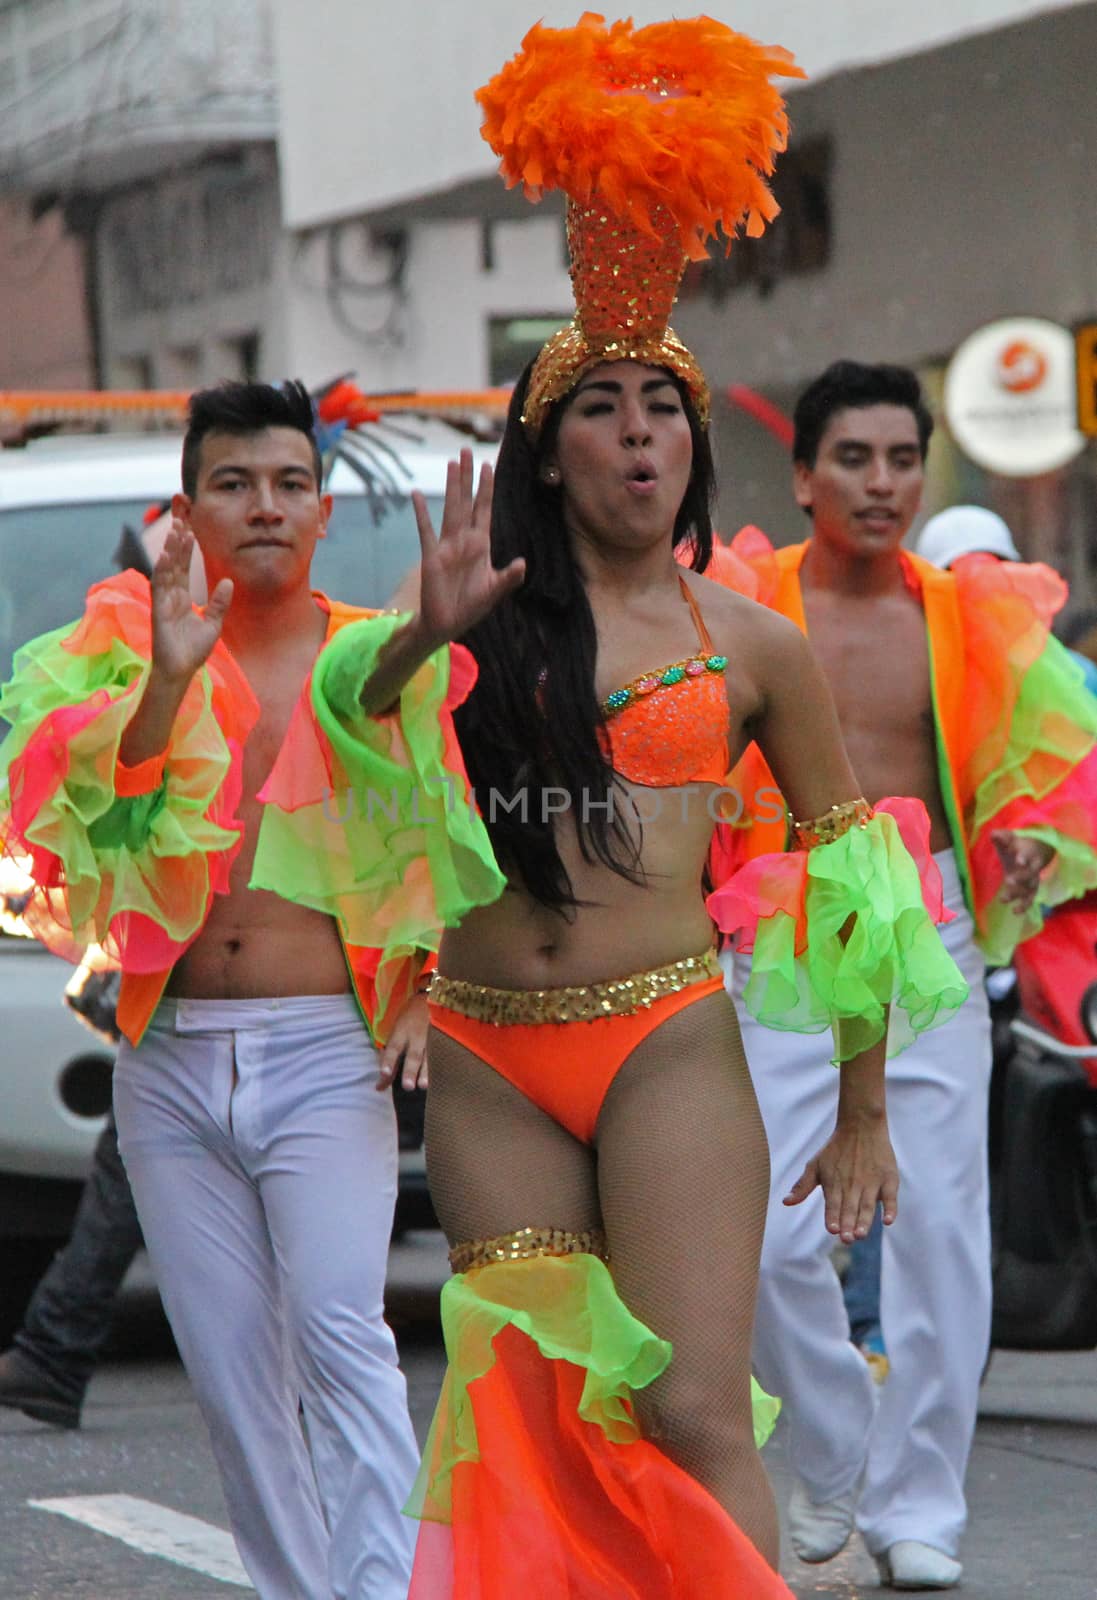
477, 12, 805, 436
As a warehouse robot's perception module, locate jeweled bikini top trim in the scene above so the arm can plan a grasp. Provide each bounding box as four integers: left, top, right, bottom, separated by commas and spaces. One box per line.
599, 576, 730, 788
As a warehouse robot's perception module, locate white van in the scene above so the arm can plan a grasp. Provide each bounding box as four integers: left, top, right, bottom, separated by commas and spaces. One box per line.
0, 415, 496, 1333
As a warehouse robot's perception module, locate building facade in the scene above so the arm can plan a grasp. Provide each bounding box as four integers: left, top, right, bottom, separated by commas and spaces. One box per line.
0, 0, 280, 391
0, 199, 93, 400
3, 0, 1094, 604
271, 0, 1097, 602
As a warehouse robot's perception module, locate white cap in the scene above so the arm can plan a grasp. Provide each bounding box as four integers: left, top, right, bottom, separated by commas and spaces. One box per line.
916, 505, 1021, 569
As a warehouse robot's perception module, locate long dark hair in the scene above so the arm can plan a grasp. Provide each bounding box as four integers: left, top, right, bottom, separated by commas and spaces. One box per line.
454, 361, 716, 910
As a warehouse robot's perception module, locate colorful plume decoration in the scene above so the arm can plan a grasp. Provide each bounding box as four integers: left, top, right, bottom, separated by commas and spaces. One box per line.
315, 377, 383, 431
476, 12, 803, 436
476, 12, 805, 260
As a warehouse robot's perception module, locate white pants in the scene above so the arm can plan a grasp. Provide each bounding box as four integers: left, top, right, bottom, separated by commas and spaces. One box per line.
727, 850, 992, 1558
114, 995, 420, 1600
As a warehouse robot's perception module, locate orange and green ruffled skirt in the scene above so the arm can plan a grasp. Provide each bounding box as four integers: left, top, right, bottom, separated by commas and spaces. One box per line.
406, 1250, 791, 1599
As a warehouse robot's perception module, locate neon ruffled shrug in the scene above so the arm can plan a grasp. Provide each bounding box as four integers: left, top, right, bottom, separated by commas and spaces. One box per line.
253, 609, 506, 1036
710, 532, 1097, 973
0, 573, 505, 1043
0, 574, 254, 978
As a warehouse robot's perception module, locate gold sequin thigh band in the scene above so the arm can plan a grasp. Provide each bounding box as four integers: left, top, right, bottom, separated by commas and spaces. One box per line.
427, 947, 721, 1026
449, 1226, 610, 1274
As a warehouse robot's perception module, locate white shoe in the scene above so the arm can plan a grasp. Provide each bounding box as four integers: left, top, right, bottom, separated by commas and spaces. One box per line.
787, 1478, 858, 1563
876, 1540, 963, 1590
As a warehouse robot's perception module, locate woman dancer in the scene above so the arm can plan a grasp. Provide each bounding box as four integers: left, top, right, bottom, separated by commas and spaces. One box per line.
292, 20, 969, 1594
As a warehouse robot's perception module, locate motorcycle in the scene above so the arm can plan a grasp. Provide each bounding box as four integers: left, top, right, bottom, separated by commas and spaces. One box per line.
988, 891, 1097, 1350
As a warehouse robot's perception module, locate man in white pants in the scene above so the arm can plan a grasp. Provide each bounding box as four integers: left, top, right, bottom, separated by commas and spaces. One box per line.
112, 994, 418, 1597
729, 876, 990, 1587
0, 382, 432, 1598
721, 361, 1097, 1590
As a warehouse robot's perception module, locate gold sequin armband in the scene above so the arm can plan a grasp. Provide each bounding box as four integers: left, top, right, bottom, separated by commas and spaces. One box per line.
789, 797, 874, 851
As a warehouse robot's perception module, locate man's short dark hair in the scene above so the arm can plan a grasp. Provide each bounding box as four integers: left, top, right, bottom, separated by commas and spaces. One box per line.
181, 380, 321, 497
793, 361, 934, 468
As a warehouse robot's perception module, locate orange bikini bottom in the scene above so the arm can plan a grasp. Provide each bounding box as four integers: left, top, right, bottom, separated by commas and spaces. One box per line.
427, 949, 725, 1145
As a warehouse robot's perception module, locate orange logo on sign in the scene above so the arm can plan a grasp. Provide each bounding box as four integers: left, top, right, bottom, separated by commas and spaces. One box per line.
997, 340, 1048, 393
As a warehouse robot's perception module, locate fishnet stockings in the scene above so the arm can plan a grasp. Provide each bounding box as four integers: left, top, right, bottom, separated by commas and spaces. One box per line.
424, 989, 779, 1566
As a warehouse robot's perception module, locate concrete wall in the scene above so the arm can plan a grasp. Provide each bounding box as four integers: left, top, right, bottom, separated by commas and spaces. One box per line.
0, 0, 276, 193
675, 3, 1097, 392
675, 3, 1097, 557
269, 1, 1097, 401
272, 0, 1087, 228
88, 156, 570, 399
278, 213, 572, 392
94, 149, 282, 391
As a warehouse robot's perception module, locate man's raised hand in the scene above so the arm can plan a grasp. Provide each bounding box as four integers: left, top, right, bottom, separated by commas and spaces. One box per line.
992, 828, 1054, 914
150, 520, 233, 685
412, 450, 525, 646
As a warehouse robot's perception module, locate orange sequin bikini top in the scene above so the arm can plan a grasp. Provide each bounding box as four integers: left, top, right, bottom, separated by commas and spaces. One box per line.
599, 577, 730, 788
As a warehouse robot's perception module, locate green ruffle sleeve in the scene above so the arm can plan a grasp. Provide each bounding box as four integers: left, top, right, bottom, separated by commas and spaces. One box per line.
966, 637, 1097, 965
708, 802, 969, 1061
250, 615, 505, 1031
0, 576, 252, 969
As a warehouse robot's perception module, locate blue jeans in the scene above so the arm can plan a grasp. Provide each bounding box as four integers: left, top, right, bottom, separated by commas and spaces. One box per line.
14, 1109, 143, 1403
842, 1207, 884, 1347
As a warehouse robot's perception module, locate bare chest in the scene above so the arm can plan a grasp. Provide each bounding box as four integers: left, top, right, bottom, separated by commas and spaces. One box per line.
595, 610, 709, 704
802, 590, 933, 756
240, 705, 295, 806
219, 723, 292, 900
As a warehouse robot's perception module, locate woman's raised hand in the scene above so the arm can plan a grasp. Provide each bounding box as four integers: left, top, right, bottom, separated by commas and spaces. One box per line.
412, 450, 525, 645
150, 520, 233, 685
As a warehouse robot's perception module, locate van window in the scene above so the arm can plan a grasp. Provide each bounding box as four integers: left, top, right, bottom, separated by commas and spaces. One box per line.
0, 493, 436, 692
311, 495, 428, 609
0, 500, 152, 681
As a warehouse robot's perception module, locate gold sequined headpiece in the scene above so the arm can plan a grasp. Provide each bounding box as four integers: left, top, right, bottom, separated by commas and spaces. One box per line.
476, 13, 804, 438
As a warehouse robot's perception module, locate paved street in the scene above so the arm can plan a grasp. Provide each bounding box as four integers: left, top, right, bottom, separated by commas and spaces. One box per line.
767, 1347, 1097, 1599
2, 1232, 1095, 1597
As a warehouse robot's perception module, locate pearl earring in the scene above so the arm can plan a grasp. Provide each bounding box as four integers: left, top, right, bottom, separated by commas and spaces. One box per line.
543, 466, 561, 486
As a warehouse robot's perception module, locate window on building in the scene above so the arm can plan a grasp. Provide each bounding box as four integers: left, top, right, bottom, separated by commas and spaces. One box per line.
681, 137, 832, 303
160, 345, 203, 389
489, 314, 570, 387
216, 332, 260, 383
108, 354, 153, 390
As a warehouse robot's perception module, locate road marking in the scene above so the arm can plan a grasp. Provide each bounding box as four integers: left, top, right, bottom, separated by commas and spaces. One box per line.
29, 1494, 253, 1587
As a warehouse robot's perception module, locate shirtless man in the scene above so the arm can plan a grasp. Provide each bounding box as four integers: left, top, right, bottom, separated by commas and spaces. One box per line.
3, 383, 423, 1599
724, 361, 1097, 1590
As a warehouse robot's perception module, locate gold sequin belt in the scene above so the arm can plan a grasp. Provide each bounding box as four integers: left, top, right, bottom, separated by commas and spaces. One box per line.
449, 1225, 609, 1274
426, 946, 721, 1026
